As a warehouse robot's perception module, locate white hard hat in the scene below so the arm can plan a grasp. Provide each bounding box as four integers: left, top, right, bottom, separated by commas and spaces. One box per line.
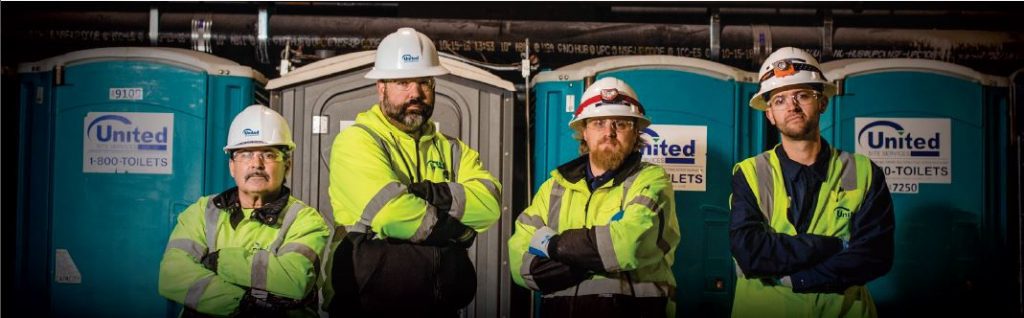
569, 77, 651, 131
223, 105, 296, 153
365, 27, 450, 80
749, 47, 837, 110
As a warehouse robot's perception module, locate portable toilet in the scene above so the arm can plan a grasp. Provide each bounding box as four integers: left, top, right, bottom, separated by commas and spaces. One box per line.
821, 59, 1013, 316
265, 50, 517, 317
531, 55, 761, 317
15, 47, 267, 317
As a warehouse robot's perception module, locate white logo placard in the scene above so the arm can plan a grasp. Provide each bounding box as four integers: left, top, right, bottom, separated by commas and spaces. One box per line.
83, 112, 174, 174
855, 117, 951, 193
640, 125, 708, 192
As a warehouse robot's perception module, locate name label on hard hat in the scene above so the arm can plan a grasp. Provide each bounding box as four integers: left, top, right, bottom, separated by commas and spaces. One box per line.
109, 87, 144, 101
855, 117, 951, 194
82, 112, 174, 174
401, 54, 420, 63
640, 125, 708, 192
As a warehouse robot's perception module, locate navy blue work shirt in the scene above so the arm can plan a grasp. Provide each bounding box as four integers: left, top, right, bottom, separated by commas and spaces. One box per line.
729, 140, 895, 293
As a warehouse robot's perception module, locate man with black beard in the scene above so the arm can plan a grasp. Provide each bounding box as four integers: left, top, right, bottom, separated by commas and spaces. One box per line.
730, 47, 894, 318
509, 77, 680, 317
326, 28, 501, 317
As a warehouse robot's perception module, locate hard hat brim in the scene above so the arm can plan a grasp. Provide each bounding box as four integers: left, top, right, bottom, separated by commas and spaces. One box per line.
364, 65, 450, 80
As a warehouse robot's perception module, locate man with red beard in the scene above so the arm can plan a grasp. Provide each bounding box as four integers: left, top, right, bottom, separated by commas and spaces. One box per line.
327, 28, 501, 317
730, 47, 894, 318
509, 77, 680, 317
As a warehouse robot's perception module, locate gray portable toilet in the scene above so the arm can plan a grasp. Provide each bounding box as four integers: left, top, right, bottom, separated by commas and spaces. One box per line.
266, 50, 516, 317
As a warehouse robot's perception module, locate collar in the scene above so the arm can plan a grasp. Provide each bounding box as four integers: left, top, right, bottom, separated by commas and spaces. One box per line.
212, 186, 292, 228
775, 139, 832, 182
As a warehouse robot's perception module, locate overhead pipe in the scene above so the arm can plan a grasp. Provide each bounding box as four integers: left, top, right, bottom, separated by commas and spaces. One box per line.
6, 12, 1023, 75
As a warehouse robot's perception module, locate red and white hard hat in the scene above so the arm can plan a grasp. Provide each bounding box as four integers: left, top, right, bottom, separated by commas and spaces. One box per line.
569, 77, 650, 131
749, 47, 837, 110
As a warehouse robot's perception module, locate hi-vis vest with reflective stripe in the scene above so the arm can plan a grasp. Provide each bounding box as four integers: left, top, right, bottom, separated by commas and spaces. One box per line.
731, 146, 877, 318
328, 104, 501, 240
509, 161, 679, 313
158, 196, 331, 317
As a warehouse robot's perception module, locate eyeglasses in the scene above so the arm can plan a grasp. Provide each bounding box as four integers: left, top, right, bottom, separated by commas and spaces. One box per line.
769, 90, 822, 108
587, 118, 636, 132
384, 78, 435, 92
232, 150, 285, 163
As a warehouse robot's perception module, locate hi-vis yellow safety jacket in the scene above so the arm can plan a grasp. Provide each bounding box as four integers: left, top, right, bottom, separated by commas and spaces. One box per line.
731, 146, 877, 318
509, 152, 680, 316
159, 187, 331, 317
328, 104, 501, 240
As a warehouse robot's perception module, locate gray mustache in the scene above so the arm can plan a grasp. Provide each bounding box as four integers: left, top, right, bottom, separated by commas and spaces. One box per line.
246, 171, 270, 180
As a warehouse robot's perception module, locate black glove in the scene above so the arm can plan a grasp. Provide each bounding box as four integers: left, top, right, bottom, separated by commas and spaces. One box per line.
422, 210, 477, 249
408, 181, 453, 213
200, 250, 219, 273
238, 289, 307, 317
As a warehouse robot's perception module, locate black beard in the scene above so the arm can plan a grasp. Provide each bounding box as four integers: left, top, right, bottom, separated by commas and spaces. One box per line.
382, 97, 433, 132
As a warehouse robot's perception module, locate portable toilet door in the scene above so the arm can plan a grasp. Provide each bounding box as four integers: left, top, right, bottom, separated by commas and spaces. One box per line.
532, 55, 761, 317
15, 47, 266, 317
822, 59, 1013, 316
266, 50, 516, 318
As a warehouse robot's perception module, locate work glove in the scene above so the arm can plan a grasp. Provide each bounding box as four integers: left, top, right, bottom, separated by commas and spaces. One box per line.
238, 289, 301, 317
201, 250, 219, 273
408, 181, 453, 213
761, 276, 793, 288
423, 210, 477, 248
528, 226, 557, 258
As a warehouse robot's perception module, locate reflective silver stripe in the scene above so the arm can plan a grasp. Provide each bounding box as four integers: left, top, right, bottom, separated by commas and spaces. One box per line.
166, 239, 207, 261
594, 225, 620, 272
184, 275, 214, 310
251, 249, 270, 290
516, 213, 546, 229
619, 171, 641, 208
447, 136, 461, 181
754, 153, 774, 222
204, 200, 220, 252
655, 208, 671, 255
312, 207, 337, 316
520, 253, 540, 290
360, 182, 406, 229
544, 278, 673, 298
628, 195, 658, 213
269, 203, 304, 252
548, 183, 565, 231
345, 224, 369, 233
838, 151, 858, 191
278, 242, 319, 266
446, 182, 467, 220
410, 205, 439, 243
475, 178, 501, 201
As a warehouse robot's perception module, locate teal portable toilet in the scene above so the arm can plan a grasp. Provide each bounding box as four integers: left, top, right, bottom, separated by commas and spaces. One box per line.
15, 47, 267, 317
531, 55, 761, 317
820, 59, 1013, 316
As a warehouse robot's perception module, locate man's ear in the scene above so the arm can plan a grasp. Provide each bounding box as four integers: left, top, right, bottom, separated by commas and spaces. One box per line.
819, 97, 829, 113
376, 81, 386, 102
765, 108, 777, 126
